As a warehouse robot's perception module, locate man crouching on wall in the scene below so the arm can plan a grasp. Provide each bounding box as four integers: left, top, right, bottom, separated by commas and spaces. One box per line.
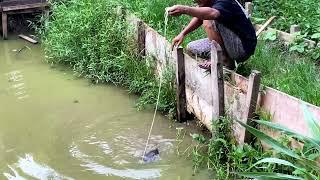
167, 0, 257, 70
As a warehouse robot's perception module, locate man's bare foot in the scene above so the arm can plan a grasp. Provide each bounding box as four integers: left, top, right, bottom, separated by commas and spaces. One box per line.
198, 58, 235, 70
198, 60, 211, 70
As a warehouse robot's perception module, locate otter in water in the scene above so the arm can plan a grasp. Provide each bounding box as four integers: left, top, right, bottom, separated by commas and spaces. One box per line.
143, 148, 160, 163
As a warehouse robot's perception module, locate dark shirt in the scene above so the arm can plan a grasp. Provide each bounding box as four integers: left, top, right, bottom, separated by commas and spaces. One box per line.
212, 0, 257, 55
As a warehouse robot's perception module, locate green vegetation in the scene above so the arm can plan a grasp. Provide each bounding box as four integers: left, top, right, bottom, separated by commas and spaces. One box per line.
121, 0, 205, 45
253, 0, 320, 42
120, 0, 320, 106
40, 0, 320, 179
40, 0, 176, 114
238, 40, 320, 106
238, 105, 320, 179
252, 0, 320, 62
189, 116, 271, 179
188, 106, 320, 179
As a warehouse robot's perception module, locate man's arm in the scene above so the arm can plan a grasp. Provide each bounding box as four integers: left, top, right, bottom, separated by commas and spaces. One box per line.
181, 17, 203, 36
171, 17, 202, 49
184, 7, 220, 20
168, 6, 220, 20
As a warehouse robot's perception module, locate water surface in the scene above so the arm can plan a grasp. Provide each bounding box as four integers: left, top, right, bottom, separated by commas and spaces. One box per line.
0, 38, 208, 179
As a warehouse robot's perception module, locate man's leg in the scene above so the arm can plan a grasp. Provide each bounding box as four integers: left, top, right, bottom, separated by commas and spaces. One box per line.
202, 20, 224, 47
201, 20, 235, 69
186, 20, 224, 60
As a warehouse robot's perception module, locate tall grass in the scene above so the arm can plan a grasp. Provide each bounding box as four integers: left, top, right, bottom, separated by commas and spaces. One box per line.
253, 0, 320, 41
41, 0, 176, 114
120, 0, 320, 107
189, 116, 273, 179
121, 0, 205, 45
239, 41, 320, 106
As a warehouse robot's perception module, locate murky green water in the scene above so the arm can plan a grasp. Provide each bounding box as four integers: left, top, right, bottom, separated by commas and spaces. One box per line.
0, 39, 209, 179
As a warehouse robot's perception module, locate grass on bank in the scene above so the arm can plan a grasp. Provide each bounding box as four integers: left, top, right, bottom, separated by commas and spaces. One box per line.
253, 0, 320, 42
120, 0, 320, 106
40, 0, 176, 115
238, 40, 320, 106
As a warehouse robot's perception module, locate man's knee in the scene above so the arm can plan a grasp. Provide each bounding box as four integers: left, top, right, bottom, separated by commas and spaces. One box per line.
186, 41, 196, 55
202, 20, 216, 31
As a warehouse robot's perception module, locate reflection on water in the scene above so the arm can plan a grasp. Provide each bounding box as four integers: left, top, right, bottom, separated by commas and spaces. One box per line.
4, 70, 29, 100
70, 144, 161, 179
4, 154, 73, 180
0, 38, 209, 179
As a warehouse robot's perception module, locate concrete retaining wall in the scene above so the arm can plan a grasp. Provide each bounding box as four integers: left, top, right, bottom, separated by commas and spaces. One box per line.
128, 14, 320, 144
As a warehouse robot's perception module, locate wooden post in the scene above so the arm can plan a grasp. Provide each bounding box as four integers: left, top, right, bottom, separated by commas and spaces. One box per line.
2, 13, 8, 40
176, 47, 188, 122
245, 2, 253, 17
290, 25, 301, 34
211, 41, 225, 119
137, 20, 146, 57
244, 70, 261, 143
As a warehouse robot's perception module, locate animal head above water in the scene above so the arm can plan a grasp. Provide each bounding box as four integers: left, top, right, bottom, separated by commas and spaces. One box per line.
143, 148, 160, 163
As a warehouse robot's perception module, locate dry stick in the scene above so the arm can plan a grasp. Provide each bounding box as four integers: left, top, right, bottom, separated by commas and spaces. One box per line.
18, 34, 38, 44
256, 16, 276, 37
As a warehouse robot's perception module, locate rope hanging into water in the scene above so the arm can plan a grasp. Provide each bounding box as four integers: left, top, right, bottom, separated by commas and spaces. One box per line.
141, 73, 163, 161
141, 9, 170, 161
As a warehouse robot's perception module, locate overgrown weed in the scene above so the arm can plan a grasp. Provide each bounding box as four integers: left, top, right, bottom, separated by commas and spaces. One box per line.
188, 116, 272, 179
239, 40, 320, 106
40, 0, 176, 115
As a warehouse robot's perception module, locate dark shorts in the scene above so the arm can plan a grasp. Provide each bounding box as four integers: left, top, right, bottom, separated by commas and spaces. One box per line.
187, 21, 250, 63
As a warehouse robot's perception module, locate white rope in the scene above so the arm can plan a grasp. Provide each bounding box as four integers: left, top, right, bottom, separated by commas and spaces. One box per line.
141, 72, 163, 161
142, 9, 170, 161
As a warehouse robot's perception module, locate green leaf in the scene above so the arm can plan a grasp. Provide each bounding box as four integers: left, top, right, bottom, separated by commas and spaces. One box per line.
256, 120, 320, 150
302, 104, 320, 139
237, 172, 304, 180
289, 44, 305, 53
236, 120, 300, 159
308, 152, 320, 160
311, 33, 320, 39
251, 157, 298, 169
190, 133, 206, 144
263, 31, 277, 41
249, 158, 318, 179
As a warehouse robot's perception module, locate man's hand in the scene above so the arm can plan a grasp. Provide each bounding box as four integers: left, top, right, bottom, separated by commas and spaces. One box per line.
167, 5, 188, 16
171, 33, 185, 50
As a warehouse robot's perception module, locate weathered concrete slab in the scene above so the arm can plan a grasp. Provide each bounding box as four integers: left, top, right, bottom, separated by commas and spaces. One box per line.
127, 13, 320, 144
261, 87, 320, 137
255, 24, 316, 48
143, 20, 256, 142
